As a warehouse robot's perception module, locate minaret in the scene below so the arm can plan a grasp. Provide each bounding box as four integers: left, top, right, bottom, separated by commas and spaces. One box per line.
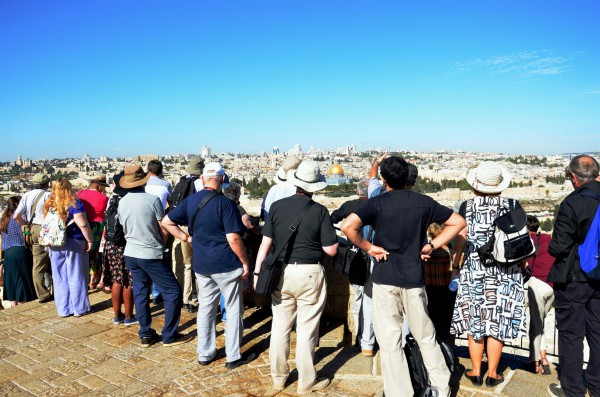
16, 153, 22, 166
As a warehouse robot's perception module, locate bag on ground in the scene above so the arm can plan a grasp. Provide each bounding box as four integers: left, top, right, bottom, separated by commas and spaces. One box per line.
404, 333, 454, 397
577, 190, 600, 280
477, 200, 536, 265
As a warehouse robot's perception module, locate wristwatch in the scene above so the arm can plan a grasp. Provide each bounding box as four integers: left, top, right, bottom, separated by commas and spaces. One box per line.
427, 242, 435, 250
253, 272, 260, 276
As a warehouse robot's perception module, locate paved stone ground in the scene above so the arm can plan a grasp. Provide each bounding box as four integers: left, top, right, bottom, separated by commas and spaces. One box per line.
0, 291, 568, 397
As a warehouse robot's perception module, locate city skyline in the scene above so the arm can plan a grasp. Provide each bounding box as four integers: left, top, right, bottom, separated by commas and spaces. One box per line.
1, 1, 599, 162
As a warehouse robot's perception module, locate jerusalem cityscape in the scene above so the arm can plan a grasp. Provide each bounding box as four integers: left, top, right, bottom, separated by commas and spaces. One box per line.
1, 1, 598, 396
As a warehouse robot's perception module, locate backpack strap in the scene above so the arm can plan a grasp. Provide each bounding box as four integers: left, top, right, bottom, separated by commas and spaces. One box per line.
28, 191, 46, 227
188, 191, 219, 237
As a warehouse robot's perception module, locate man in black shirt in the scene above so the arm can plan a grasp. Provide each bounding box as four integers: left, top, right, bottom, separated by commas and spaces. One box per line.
254, 160, 338, 395
341, 156, 465, 397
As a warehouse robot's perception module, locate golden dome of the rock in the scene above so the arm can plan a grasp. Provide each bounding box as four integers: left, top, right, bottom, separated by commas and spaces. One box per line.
329, 164, 344, 175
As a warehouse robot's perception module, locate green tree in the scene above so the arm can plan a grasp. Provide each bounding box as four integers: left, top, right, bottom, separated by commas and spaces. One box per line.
540, 218, 553, 232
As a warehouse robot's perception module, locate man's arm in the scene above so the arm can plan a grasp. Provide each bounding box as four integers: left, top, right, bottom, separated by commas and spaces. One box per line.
322, 243, 339, 257
227, 232, 250, 280
420, 212, 466, 260
162, 215, 191, 243
548, 201, 576, 258
369, 152, 388, 179
340, 213, 389, 261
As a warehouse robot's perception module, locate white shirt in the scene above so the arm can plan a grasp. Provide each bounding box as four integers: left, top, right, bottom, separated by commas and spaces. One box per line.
14, 189, 51, 225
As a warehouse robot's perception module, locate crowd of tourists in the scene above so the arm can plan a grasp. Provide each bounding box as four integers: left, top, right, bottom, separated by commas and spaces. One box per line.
0, 153, 598, 397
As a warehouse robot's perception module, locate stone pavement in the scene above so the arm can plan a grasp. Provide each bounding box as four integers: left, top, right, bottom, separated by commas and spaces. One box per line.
0, 291, 563, 397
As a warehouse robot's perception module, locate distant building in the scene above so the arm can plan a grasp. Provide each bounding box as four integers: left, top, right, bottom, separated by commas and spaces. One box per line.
289, 144, 303, 157
135, 154, 160, 164
201, 146, 211, 158
326, 164, 350, 186
16, 154, 22, 166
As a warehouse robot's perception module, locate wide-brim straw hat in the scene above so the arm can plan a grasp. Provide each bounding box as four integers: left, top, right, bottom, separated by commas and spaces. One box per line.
288, 160, 328, 193
186, 156, 205, 175
466, 161, 511, 194
119, 165, 151, 189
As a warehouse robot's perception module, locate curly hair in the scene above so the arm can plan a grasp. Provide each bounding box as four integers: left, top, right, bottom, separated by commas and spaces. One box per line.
0, 196, 21, 233
44, 177, 76, 222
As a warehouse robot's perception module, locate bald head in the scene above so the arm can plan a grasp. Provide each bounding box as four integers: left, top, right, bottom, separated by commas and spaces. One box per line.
568, 155, 599, 185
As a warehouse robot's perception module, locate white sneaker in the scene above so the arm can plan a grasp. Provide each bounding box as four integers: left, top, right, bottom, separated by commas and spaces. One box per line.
298, 377, 331, 395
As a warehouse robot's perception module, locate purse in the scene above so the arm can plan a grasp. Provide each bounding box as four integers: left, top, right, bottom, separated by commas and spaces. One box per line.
334, 227, 374, 286
255, 200, 316, 296
22, 191, 45, 247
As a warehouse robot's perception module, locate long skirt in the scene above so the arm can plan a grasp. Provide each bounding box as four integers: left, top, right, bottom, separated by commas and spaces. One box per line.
50, 239, 91, 317
2, 246, 37, 302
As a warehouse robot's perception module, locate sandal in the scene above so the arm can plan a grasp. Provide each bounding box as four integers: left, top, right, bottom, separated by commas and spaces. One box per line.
540, 358, 551, 375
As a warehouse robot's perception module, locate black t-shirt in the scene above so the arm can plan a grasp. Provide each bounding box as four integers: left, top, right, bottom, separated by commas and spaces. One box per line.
330, 197, 369, 224
355, 189, 453, 288
262, 195, 338, 264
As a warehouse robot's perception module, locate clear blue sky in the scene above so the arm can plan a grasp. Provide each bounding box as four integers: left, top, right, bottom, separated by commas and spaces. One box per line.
1, 0, 599, 161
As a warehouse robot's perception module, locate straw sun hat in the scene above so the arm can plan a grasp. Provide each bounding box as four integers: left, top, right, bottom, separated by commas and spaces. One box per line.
466, 161, 511, 194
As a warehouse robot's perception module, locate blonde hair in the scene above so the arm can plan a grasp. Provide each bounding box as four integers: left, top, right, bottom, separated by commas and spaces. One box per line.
427, 223, 444, 239
44, 177, 76, 222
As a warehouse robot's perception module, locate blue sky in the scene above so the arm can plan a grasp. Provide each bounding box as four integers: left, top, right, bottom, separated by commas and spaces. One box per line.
1, 0, 599, 161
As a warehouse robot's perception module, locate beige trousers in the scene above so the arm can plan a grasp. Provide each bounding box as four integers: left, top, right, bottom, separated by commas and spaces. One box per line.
373, 283, 450, 397
171, 227, 197, 306
270, 264, 326, 390
527, 276, 555, 361
31, 224, 52, 302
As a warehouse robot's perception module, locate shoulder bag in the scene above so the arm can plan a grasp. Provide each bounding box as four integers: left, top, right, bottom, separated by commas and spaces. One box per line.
255, 200, 316, 296
22, 191, 45, 247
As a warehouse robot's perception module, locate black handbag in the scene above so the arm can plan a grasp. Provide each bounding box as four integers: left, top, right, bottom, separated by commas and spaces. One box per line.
255, 201, 315, 296
334, 228, 373, 286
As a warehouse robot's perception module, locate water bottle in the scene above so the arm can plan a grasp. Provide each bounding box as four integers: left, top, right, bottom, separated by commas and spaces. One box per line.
448, 275, 459, 292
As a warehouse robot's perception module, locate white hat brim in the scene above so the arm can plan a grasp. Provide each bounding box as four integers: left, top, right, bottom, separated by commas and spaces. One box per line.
288, 172, 328, 193
466, 166, 512, 194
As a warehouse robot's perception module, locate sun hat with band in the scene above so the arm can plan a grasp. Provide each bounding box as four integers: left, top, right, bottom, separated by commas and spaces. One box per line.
32, 173, 51, 184
466, 161, 511, 194
288, 160, 328, 193
119, 165, 151, 189
273, 156, 302, 184
186, 156, 205, 175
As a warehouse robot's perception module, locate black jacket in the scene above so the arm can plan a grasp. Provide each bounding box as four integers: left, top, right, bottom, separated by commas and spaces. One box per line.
547, 180, 600, 284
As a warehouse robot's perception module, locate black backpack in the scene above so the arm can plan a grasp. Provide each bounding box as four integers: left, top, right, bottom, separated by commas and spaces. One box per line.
171, 176, 198, 209
404, 333, 455, 397
105, 197, 126, 247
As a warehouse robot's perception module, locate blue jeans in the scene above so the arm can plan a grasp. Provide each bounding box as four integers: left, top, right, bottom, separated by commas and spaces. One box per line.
125, 256, 183, 342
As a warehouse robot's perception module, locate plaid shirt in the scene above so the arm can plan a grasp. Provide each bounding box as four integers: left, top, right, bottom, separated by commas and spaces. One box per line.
424, 246, 452, 287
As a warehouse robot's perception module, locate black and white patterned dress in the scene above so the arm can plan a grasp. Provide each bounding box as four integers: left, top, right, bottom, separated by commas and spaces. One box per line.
450, 196, 527, 341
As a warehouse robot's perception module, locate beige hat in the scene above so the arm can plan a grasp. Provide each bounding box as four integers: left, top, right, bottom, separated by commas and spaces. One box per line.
288, 160, 328, 193
186, 156, 205, 175
274, 156, 302, 184
119, 165, 151, 189
89, 175, 109, 187
32, 173, 50, 184
466, 161, 511, 194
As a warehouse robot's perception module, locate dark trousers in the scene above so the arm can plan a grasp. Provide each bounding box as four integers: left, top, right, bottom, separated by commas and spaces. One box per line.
554, 281, 600, 397
125, 256, 183, 342
425, 285, 457, 345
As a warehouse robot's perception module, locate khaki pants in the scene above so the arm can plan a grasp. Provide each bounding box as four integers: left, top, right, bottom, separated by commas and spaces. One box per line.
270, 264, 326, 390
527, 276, 554, 361
373, 283, 450, 397
31, 224, 52, 302
171, 227, 197, 306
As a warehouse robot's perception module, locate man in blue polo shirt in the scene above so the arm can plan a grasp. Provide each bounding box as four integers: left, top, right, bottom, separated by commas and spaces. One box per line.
162, 162, 255, 369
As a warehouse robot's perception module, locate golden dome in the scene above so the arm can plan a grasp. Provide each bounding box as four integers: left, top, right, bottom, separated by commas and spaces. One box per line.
329, 164, 344, 175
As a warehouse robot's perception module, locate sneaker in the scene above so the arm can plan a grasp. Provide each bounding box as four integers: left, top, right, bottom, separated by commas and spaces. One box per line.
225, 352, 256, 369
123, 316, 138, 326
152, 295, 164, 305
140, 333, 161, 348
297, 377, 331, 395
548, 383, 566, 397
113, 316, 125, 325
187, 305, 198, 313
163, 333, 194, 347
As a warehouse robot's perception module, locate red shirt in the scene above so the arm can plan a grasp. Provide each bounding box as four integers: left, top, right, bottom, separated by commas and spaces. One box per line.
77, 189, 109, 222
527, 232, 554, 287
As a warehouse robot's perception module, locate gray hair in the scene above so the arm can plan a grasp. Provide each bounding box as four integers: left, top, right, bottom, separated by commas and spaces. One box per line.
569, 155, 599, 183
356, 178, 369, 197
223, 182, 242, 203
